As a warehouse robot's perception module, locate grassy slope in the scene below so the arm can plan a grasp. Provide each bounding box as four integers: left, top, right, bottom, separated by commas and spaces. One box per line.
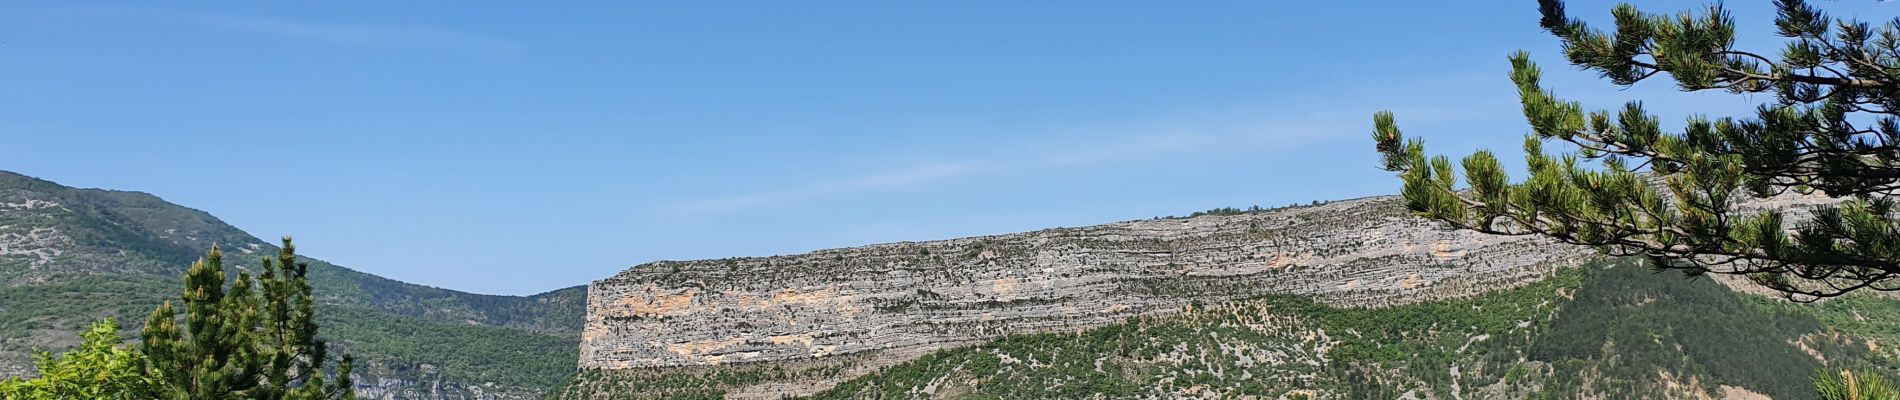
553, 259, 1899, 399
0, 171, 584, 396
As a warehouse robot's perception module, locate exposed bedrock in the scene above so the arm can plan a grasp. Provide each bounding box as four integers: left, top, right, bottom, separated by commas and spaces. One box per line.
577, 196, 1622, 370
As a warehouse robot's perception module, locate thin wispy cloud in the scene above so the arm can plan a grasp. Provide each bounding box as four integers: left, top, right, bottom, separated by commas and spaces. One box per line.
663, 111, 1383, 215
675, 161, 989, 213
66, 7, 518, 53
655, 71, 1520, 216
1040, 132, 1211, 166
204, 15, 518, 52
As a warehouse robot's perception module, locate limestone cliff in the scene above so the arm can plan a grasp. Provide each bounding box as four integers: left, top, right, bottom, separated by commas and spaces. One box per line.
578, 196, 1597, 371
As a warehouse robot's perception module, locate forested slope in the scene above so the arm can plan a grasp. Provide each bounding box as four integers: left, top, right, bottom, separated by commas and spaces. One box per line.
0, 171, 583, 398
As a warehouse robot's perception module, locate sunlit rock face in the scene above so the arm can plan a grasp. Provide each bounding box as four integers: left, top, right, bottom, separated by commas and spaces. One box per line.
578, 196, 1593, 370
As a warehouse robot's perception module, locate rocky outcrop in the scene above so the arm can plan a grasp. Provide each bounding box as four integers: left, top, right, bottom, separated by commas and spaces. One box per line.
578, 196, 1597, 370
351, 367, 517, 400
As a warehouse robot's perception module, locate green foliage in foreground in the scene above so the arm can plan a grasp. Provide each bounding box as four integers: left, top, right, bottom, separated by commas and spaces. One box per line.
3, 241, 356, 400
140, 240, 355, 400
1374, 0, 1900, 300
0, 319, 153, 400
1816, 369, 1900, 400
0, 278, 581, 397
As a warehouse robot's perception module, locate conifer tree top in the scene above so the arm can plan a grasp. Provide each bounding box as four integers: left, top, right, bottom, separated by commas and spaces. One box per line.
1374, 0, 1900, 300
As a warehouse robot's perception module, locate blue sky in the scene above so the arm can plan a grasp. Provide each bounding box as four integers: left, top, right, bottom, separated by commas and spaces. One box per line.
4, 1, 1887, 295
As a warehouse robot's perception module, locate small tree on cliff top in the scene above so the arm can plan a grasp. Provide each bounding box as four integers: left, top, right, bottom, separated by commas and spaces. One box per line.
1373, 0, 1900, 300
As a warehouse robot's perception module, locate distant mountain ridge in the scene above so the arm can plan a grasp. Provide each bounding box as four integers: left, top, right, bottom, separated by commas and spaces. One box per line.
0, 170, 583, 399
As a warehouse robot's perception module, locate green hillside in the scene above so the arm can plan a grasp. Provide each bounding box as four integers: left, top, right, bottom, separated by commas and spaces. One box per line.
554, 260, 1900, 399
0, 171, 584, 397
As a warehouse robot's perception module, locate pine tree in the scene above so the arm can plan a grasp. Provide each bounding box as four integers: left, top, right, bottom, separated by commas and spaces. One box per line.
1372, 0, 1900, 300
140, 237, 355, 399
1816, 369, 1900, 400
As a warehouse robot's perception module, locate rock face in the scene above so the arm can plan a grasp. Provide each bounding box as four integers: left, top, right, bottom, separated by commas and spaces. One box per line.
351, 368, 510, 400
578, 196, 1595, 370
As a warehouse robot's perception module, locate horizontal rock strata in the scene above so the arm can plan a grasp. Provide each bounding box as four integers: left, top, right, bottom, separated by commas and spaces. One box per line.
579, 196, 1597, 369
